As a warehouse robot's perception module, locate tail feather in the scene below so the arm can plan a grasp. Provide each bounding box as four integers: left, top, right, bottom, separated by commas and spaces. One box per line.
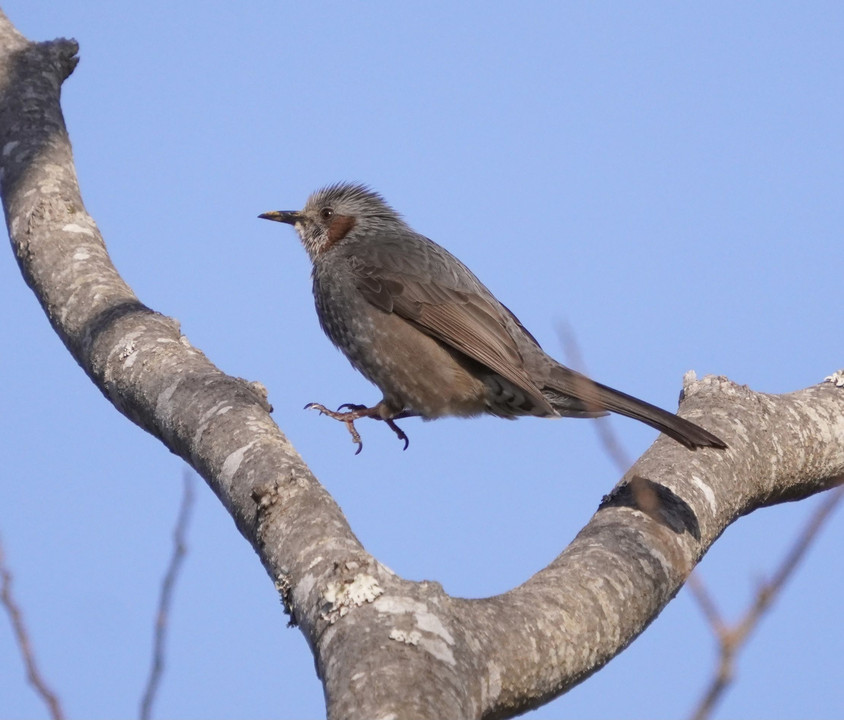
544, 368, 726, 450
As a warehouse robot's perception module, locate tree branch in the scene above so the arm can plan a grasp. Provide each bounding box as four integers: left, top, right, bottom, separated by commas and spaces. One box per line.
2, 13, 842, 719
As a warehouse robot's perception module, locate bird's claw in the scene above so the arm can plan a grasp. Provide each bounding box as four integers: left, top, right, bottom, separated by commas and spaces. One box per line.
337, 402, 366, 412
386, 419, 409, 451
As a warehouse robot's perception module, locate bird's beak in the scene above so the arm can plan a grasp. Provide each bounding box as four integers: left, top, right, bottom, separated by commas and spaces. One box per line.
258, 210, 301, 225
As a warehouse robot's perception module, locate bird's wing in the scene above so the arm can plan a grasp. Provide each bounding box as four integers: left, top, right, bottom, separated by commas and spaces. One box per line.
349, 236, 555, 414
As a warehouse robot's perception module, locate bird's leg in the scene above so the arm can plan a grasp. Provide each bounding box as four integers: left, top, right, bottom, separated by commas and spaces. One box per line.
304, 402, 410, 454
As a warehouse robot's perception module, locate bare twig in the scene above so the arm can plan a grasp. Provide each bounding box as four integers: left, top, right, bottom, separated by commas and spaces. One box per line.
689, 482, 844, 720
0, 537, 65, 720
686, 573, 727, 639
556, 321, 632, 473
140, 469, 196, 720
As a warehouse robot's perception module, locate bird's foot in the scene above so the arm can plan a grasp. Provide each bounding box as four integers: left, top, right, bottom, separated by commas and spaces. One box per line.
305, 402, 409, 454
305, 402, 365, 453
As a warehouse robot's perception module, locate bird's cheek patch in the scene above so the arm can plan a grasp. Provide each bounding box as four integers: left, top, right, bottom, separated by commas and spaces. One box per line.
326, 214, 357, 249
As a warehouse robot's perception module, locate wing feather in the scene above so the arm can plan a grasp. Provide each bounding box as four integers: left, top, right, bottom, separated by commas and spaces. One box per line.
348, 239, 554, 414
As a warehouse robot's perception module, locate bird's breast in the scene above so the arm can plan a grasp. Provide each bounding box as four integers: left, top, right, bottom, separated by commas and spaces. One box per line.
311, 262, 488, 418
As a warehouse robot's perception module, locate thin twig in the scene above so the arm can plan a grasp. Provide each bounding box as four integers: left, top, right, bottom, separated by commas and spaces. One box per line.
686, 573, 728, 640
140, 469, 196, 720
0, 537, 65, 720
689, 482, 844, 720
556, 321, 632, 473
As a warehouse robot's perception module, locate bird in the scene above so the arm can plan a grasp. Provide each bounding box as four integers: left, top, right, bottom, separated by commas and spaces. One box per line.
259, 183, 726, 454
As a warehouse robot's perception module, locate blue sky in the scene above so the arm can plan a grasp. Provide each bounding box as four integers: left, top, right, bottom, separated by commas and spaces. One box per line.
2, 3, 842, 718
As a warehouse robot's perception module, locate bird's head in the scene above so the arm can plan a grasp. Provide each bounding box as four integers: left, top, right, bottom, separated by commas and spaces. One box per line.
259, 183, 405, 261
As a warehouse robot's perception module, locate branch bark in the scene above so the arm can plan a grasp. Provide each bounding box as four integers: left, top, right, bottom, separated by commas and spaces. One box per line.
2, 13, 842, 719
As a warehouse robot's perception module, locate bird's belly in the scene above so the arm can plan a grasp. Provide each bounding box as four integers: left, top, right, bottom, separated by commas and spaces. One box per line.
323, 303, 487, 419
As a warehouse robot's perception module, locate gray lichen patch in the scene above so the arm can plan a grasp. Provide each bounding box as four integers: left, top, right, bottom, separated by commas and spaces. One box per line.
320, 573, 384, 624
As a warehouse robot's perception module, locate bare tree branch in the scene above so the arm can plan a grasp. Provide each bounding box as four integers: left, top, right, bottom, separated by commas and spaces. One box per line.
1, 13, 843, 719
688, 483, 844, 720
140, 469, 196, 720
0, 537, 65, 720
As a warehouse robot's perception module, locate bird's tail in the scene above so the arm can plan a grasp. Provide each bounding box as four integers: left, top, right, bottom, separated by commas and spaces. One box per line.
543, 367, 726, 450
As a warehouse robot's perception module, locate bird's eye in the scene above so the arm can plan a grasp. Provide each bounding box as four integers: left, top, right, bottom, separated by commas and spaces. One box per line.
320, 207, 334, 221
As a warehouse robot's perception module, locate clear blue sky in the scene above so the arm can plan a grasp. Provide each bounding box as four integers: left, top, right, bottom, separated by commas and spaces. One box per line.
2, 3, 842, 718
